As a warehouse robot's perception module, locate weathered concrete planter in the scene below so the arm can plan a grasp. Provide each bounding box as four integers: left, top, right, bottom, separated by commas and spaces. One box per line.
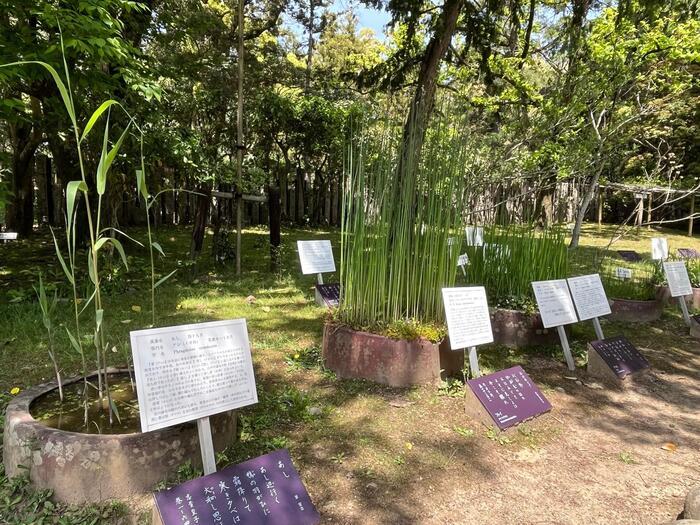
322, 323, 463, 387
659, 286, 700, 310
691, 317, 700, 339
3, 370, 237, 504
489, 308, 557, 347
608, 294, 665, 323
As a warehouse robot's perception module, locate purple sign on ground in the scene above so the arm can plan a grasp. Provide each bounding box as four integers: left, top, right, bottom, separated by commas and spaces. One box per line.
693, 314, 700, 325
315, 283, 341, 307
154, 449, 320, 525
589, 336, 649, 379
467, 366, 551, 430
678, 248, 700, 259
617, 250, 642, 262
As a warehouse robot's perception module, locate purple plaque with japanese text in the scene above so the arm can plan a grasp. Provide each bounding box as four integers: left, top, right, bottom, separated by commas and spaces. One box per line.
693, 314, 700, 325
589, 336, 649, 379
678, 248, 700, 259
154, 449, 320, 525
315, 283, 341, 307
467, 366, 551, 430
617, 250, 642, 262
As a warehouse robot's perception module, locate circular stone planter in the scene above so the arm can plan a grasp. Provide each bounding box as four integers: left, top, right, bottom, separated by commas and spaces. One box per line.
659, 286, 700, 310
3, 370, 237, 504
608, 296, 664, 323
489, 308, 558, 347
322, 323, 463, 387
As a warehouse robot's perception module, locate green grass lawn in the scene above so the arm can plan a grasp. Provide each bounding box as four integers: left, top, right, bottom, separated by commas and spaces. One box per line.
0, 222, 698, 524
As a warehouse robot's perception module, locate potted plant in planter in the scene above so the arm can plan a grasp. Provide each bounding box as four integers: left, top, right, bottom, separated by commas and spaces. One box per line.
2, 54, 235, 504
463, 225, 568, 347
322, 118, 467, 387
601, 258, 666, 322
683, 257, 700, 310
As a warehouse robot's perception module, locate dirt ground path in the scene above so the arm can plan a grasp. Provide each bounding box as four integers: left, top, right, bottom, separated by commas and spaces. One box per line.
257, 315, 699, 525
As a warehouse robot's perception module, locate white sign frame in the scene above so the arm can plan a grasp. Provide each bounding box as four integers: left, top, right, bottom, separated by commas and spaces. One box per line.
663, 261, 693, 298
130, 319, 258, 433
651, 237, 669, 260
465, 226, 484, 247
531, 279, 579, 329
297, 240, 336, 275
442, 287, 494, 350
567, 274, 611, 321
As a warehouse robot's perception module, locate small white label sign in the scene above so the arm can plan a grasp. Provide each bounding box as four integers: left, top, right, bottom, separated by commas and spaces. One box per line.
457, 253, 469, 267
567, 274, 611, 321
130, 319, 258, 433
663, 261, 693, 297
531, 279, 579, 328
0, 232, 18, 240
442, 287, 494, 349
615, 267, 633, 280
297, 240, 336, 274
651, 237, 669, 260
465, 226, 484, 246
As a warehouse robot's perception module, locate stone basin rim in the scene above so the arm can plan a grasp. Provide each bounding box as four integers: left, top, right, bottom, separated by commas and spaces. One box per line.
12, 367, 158, 439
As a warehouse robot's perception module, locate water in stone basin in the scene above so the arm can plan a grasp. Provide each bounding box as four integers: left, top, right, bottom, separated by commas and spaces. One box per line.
30, 374, 142, 434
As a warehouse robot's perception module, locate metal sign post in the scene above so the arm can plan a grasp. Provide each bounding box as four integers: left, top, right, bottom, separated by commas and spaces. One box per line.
555, 325, 576, 371
678, 297, 691, 326
467, 346, 480, 378
196, 417, 217, 475
591, 317, 605, 340
317, 272, 323, 285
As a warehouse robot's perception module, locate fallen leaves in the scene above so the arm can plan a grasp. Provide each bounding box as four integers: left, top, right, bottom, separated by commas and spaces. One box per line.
661, 442, 678, 453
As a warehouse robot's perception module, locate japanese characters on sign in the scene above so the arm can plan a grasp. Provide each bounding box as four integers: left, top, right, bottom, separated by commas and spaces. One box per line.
315, 283, 341, 307
468, 366, 551, 430
651, 237, 669, 260
615, 267, 633, 280
589, 336, 649, 379
154, 449, 320, 525
130, 319, 258, 433
531, 279, 578, 328
442, 287, 494, 350
567, 274, 611, 321
464, 226, 484, 247
0, 232, 18, 241
663, 261, 693, 298
457, 253, 469, 268
297, 240, 336, 275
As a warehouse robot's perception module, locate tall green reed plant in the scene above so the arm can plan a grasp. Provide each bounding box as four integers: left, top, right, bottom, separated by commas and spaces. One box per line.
339, 113, 467, 329
2, 33, 168, 428
463, 225, 568, 310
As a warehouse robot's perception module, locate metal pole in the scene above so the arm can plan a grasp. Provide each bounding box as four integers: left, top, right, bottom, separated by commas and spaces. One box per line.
468, 346, 480, 378
317, 272, 323, 285
592, 317, 605, 341
197, 417, 217, 475
678, 296, 691, 326
556, 325, 576, 371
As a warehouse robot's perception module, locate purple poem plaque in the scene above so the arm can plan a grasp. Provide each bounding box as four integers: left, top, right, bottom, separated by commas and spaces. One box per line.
154, 449, 320, 525
467, 366, 551, 430
678, 248, 700, 259
315, 283, 341, 307
693, 314, 700, 325
617, 250, 642, 262
589, 336, 649, 379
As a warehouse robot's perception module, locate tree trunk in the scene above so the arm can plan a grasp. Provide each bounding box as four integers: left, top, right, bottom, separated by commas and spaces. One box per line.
570, 160, 603, 248
268, 184, 281, 271
190, 185, 211, 259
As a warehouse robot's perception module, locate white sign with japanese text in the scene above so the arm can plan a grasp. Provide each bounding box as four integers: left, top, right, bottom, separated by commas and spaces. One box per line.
442, 287, 494, 349
457, 253, 469, 268
663, 261, 693, 297
130, 319, 258, 432
0, 232, 18, 241
567, 274, 611, 321
651, 237, 669, 260
465, 226, 484, 246
297, 240, 336, 274
615, 267, 633, 280
531, 279, 578, 328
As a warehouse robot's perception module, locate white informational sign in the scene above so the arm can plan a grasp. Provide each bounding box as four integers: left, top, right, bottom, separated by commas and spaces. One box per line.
0, 232, 18, 241
297, 240, 336, 275
615, 267, 633, 280
531, 279, 579, 328
651, 237, 669, 260
663, 261, 693, 297
130, 319, 258, 433
457, 253, 469, 268
442, 287, 494, 349
465, 226, 484, 247
567, 274, 611, 321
